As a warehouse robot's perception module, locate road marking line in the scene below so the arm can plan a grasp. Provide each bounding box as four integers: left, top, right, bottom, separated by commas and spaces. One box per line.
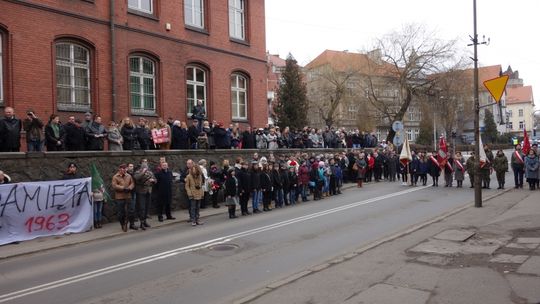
0, 185, 428, 303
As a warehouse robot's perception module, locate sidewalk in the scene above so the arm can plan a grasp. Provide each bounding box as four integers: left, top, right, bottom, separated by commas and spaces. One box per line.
0, 184, 357, 260
241, 189, 540, 304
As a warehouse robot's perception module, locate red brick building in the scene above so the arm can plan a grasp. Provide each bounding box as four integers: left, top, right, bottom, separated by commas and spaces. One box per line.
0, 0, 267, 128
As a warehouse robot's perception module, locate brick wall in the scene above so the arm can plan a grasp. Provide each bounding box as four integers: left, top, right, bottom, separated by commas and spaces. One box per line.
0, 0, 267, 130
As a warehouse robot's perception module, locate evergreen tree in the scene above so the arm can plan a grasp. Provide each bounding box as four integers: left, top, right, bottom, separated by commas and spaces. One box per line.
416, 115, 434, 147
483, 109, 498, 143
275, 53, 308, 130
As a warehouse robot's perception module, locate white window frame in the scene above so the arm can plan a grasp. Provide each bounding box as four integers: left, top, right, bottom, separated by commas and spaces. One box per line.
508, 121, 513, 130
519, 121, 524, 130
229, 0, 245, 40
0, 34, 3, 105
518, 109, 524, 117
184, 0, 204, 28
128, 0, 153, 14
186, 66, 207, 116
130, 56, 156, 114
413, 128, 420, 141
55, 42, 91, 109
508, 110, 513, 117
406, 129, 413, 141
231, 74, 248, 120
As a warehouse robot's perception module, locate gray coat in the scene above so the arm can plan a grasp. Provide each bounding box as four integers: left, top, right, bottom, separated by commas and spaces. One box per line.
524, 155, 539, 179
453, 158, 465, 181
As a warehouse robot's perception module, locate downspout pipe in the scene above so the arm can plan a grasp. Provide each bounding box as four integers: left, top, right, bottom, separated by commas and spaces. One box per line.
110, 0, 117, 121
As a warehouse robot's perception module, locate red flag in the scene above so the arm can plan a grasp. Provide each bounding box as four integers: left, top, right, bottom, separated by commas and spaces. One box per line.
523, 127, 531, 155
437, 136, 448, 169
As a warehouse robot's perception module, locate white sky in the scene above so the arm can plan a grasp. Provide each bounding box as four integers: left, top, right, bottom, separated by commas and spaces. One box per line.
265, 0, 539, 109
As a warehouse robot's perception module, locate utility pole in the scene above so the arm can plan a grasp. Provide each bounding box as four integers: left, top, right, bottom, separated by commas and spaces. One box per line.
470, 0, 488, 208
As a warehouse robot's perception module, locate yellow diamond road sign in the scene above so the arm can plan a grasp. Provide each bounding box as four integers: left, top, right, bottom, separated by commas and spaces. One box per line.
483, 75, 509, 103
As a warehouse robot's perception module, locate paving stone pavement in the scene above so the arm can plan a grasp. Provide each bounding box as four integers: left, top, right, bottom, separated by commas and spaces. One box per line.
246, 189, 540, 304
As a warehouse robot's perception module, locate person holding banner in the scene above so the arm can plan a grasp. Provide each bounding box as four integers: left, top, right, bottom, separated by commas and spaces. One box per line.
427, 152, 441, 187
112, 164, 135, 232
511, 144, 525, 189
62, 163, 83, 180
0, 170, 11, 184
493, 149, 509, 189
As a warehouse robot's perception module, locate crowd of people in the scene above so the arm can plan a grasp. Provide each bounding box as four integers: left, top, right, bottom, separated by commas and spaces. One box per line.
5, 142, 520, 232
2, 105, 539, 233
0, 106, 383, 152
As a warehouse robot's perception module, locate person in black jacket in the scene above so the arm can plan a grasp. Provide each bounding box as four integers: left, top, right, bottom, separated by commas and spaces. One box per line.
64, 116, 86, 151
213, 123, 228, 149
288, 165, 298, 205
241, 126, 256, 149
279, 163, 290, 205
44, 114, 66, 151
154, 162, 175, 222
62, 162, 83, 180
224, 168, 239, 219
171, 121, 190, 150
0, 107, 22, 152
271, 163, 284, 208
23, 109, 44, 152
120, 117, 139, 150
188, 119, 200, 149
259, 164, 273, 211
238, 161, 252, 215
135, 118, 152, 150
85, 115, 107, 151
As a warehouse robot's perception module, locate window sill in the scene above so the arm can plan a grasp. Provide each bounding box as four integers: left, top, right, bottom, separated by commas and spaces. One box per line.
229, 38, 250, 47
232, 118, 249, 123
57, 104, 91, 113
185, 25, 209, 35
131, 109, 158, 117
127, 9, 159, 21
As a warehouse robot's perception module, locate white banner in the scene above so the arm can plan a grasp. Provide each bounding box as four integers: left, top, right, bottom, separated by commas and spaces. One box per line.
0, 178, 93, 245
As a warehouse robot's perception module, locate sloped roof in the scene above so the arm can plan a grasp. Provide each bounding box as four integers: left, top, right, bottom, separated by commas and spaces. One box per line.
506, 85, 534, 105
267, 54, 286, 67
462, 65, 502, 91
304, 50, 396, 76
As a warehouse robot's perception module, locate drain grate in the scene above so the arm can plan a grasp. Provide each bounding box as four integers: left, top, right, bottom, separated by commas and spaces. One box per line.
209, 244, 239, 251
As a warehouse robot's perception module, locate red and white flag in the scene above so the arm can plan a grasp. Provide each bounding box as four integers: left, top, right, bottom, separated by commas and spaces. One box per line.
399, 137, 413, 166
523, 127, 531, 155
437, 136, 448, 169
479, 135, 488, 168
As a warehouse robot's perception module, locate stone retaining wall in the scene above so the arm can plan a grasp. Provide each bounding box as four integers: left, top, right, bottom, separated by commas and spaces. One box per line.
0, 149, 345, 222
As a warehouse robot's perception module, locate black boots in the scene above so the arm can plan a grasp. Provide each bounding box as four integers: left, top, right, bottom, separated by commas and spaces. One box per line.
228, 207, 237, 219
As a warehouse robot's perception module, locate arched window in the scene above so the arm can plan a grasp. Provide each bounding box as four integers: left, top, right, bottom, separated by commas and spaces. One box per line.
231, 73, 247, 120
186, 66, 207, 115
55, 42, 91, 110
130, 56, 156, 114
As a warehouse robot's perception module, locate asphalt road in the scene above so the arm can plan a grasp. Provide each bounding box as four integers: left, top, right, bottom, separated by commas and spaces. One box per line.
0, 174, 504, 304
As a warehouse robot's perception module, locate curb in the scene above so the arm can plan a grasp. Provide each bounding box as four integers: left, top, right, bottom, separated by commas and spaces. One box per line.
233, 187, 513, 304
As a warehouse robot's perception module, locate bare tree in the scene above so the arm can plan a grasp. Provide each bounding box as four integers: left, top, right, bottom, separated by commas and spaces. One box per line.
363, 24, 458, 142
307, 65, 360, 128
432, 61, 474, 139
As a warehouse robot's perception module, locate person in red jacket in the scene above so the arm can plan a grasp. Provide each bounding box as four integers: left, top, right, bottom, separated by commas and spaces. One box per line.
298, 160, 310, 202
